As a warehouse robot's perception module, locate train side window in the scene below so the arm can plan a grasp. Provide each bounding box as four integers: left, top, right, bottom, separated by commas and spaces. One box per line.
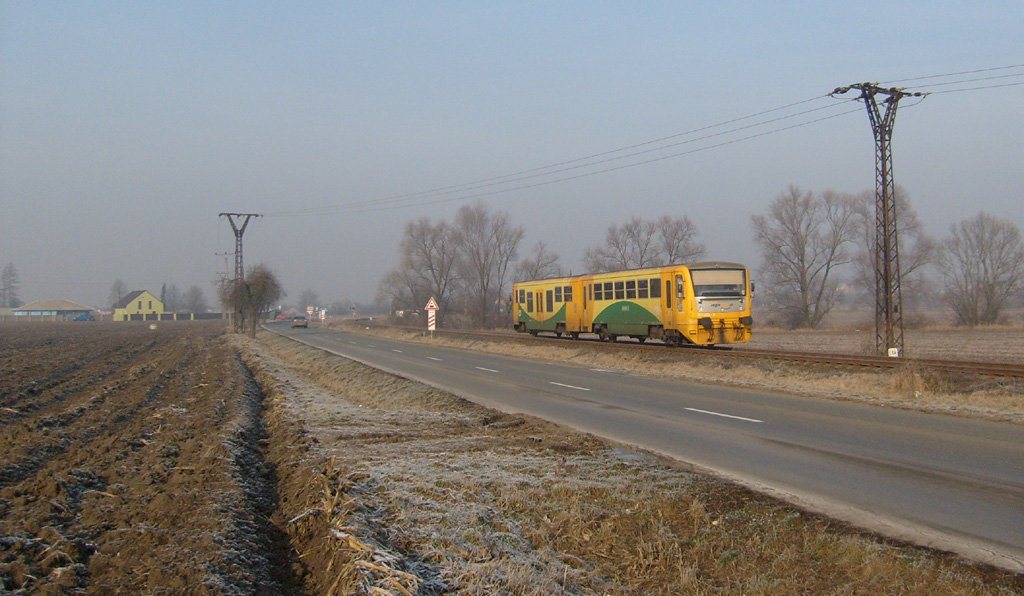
650, 278, 661, 298
555, 286, 562, 302
564, 286, 572, 302
594, 283, 603, 300
546, 290, 554, 312
518, 289, 525, 304
665, 281, 671, 308
604, 282, 613, 298
638, 278, 648, 299
676, 275, 685, 298
625, 280, 636, 299
614, 281, 625, 300
527, 292, 533, 313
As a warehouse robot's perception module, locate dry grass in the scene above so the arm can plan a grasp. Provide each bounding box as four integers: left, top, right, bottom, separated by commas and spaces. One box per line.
233, 331, 1024, 594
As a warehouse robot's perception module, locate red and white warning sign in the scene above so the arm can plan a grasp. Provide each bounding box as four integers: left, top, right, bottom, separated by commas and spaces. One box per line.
424, 297, 439, 331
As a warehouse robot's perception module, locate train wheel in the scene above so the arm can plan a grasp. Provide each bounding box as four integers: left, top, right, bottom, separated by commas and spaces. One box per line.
637, 337, 646, 344
570, 332, 579, 340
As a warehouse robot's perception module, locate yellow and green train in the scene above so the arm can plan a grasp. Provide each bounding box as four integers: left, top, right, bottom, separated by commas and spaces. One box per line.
512, 262, 752, 346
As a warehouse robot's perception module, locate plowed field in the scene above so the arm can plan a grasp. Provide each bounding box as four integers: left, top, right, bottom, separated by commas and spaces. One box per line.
2, 321, 1022, 595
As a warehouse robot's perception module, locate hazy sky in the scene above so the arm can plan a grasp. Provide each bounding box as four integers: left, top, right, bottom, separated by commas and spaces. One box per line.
2, 2, 1022, 309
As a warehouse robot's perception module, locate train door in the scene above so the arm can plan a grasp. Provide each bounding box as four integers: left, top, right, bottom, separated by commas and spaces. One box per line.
675, 274, 686, 314
566, 281, 582, 333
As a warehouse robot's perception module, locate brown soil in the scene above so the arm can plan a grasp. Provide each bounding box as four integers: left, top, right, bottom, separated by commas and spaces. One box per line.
2, 320, 1022, 594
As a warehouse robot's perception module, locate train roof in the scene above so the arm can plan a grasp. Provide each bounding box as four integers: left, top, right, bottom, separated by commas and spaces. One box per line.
513, 261, 747, 285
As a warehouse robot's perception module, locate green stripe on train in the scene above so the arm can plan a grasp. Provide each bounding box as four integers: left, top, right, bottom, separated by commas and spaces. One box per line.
518, 303, 567, 331
593, 301, 659, 335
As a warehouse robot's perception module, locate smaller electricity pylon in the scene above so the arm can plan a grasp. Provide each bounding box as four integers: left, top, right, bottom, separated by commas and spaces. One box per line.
831, 83, 924, 357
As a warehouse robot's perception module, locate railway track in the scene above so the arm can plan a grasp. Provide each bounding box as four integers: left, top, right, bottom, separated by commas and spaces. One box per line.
388, 325, 1024, 379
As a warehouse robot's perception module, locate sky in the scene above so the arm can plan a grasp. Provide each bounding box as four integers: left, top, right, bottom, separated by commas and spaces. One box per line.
2, 2, 1022, 310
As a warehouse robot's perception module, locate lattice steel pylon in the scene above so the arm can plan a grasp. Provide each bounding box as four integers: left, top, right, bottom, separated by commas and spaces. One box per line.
219, 213, 261, 330
831, 83, 923, 356
219, 213, 261, 282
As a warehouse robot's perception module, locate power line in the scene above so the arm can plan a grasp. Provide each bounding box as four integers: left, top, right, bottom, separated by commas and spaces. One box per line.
882, 62, 1024, 85
911, 71, 1024, 90
268, 96, 853, 218
278, 106, 863, 217
267, 94, 834, 218
265, 64, 1021, 219
927, 81, 1024, 94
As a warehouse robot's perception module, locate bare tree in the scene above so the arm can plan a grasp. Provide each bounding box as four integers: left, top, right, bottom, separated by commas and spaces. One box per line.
584, 216, 706, 273
163, 284, 183, 312
656, 215, 706, 264
584, 218, 657, 273
298, 289, 320, 311
939, 212, 1024, 326
223, 263, 285, 337
751, 185, 858, 328
1, 263, 21, 308
850, 187, 938, 312
377, 217, 460, 326
454, 201, 524, 327
182, 285, 208, 313
515, 241, 563, 281
108, 279, 128, 310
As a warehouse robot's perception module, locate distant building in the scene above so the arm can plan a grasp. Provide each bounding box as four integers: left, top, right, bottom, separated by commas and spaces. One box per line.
14, 300, 95, 320
114, 290, 164, 321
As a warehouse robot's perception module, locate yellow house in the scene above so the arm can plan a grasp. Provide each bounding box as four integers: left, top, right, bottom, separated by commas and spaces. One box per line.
114, 290, 164, 321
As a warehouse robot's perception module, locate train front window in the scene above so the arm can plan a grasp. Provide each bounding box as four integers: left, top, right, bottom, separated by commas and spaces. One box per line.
690, 269, 746, 297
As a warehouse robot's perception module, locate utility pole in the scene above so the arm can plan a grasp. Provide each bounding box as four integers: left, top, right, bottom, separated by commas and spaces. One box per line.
219, 213, 262, 330
831, 83, 924, 357
214, 251, 233, 320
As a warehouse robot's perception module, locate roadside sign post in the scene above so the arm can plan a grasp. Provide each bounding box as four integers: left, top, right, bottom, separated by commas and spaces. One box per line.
424, 297, 439, 338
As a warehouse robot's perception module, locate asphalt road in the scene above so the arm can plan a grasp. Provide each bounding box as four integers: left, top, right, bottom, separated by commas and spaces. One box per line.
270, 323, 1024, 572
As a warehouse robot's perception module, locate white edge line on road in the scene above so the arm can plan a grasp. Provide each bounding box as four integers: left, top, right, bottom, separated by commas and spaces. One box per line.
475, 367, 499, 373
685, 407, 763, 423
392, 349, 403, 353
427, 356, 442, 361
550, 382, 590, 391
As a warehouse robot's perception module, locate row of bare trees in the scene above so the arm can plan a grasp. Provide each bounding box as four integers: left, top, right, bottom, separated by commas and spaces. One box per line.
377, 202, 710, 328
752, 185, 1023, 328
376, 202, 523, 328
377, 189, 1020, 330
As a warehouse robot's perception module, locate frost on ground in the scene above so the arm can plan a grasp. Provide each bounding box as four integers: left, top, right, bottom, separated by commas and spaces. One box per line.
234, 331, 1024, 595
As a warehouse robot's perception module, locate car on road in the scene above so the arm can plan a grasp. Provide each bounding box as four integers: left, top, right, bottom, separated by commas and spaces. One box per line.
72, 313, 95, 321
290, 315, 308, 328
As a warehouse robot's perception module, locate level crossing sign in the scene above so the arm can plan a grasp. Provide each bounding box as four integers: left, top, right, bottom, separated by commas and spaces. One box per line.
424, 297, 439, 331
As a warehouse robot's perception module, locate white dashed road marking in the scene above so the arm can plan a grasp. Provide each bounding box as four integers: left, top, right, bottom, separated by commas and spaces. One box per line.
685, 407, 763, 423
